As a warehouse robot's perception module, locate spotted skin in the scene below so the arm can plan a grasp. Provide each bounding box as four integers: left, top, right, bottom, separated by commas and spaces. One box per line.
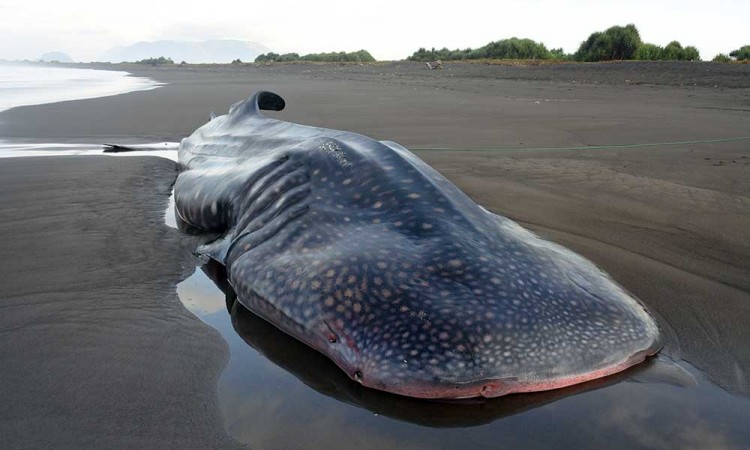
175, 91, 660, 399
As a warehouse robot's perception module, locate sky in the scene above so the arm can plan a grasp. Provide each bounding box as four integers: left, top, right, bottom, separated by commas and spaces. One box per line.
0, 0, 747, 62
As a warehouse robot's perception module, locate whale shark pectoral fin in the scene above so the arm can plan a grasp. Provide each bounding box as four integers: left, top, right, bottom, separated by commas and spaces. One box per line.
196, 236, 232, 264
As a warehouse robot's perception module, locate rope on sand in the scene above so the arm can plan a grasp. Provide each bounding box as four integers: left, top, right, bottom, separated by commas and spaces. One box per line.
410, 136, 750, 152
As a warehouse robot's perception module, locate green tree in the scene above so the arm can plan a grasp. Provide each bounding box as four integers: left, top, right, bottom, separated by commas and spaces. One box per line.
300, 50, 375, 62
548, 48, 571, 60
683, 46, 700, 61
574, 24, 642, 61
729, 45, 750, 60
256, 50, 375, 63
407, 38, 552, 61
254, 52, 280, 62
134, 56, 174, 65
276, 53, 300, 62
480, 38, 550, 59
635, 43, 663, 60
661, 41, 685, 60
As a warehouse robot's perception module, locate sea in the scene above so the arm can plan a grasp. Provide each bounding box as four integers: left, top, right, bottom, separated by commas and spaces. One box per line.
0, 64, 160, 113
0, 64, 177, 159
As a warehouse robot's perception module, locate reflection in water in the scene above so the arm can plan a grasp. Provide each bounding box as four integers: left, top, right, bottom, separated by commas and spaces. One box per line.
164, 192, 178, 230
176, 261, 750, 449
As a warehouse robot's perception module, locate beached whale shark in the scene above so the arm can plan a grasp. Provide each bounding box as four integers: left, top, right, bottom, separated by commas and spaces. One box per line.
171, 91, 660, 399
200, 260, 687, 427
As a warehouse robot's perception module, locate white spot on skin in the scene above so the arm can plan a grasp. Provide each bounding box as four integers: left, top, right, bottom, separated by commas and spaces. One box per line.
210, 201, 218, 215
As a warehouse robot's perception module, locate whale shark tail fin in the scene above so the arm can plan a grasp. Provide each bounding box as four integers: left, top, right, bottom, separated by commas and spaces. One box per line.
102, 142, 180, 153
103, 144, 139, 153
229, 91, 286, 119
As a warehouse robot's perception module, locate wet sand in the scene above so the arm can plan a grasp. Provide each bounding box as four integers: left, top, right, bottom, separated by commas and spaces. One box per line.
1, 61, 749, 447
0, 157, 242, 449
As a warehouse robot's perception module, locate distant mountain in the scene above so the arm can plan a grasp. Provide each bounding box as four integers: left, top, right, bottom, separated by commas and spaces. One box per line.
39, 51, 74, 63
99, 40, 272, 64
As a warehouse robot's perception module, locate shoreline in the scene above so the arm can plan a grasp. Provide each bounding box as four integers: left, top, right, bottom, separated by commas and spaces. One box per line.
12, 59, 750, 87
0, 64, 162, 114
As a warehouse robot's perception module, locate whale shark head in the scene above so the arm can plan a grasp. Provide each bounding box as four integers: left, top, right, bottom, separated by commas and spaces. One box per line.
227, 209, 660, 399
300, 220, 660, 398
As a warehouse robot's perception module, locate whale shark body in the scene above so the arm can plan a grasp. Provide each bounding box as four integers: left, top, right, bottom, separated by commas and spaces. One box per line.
173, 91, 660, 399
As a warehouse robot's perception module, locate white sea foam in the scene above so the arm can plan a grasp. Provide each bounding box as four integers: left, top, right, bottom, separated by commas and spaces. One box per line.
0, 64, 174, 160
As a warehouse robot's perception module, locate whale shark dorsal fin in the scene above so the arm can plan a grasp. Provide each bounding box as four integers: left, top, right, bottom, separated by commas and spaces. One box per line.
256, 91, 285, 111
229, 91, 286, 118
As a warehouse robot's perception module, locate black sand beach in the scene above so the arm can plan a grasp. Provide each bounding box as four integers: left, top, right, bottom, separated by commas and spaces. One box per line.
1, 61, 749, 448
0, 157, 242, 449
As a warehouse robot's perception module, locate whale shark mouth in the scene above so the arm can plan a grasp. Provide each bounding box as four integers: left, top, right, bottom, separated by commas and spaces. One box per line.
354, 344, 661, 400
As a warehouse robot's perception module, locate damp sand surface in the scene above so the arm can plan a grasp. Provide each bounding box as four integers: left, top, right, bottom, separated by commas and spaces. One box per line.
1, 61, 749, 449
0, 157, 242, 449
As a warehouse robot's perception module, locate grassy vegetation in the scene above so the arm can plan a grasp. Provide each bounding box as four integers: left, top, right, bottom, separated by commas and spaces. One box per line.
255, 50, 375, 63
